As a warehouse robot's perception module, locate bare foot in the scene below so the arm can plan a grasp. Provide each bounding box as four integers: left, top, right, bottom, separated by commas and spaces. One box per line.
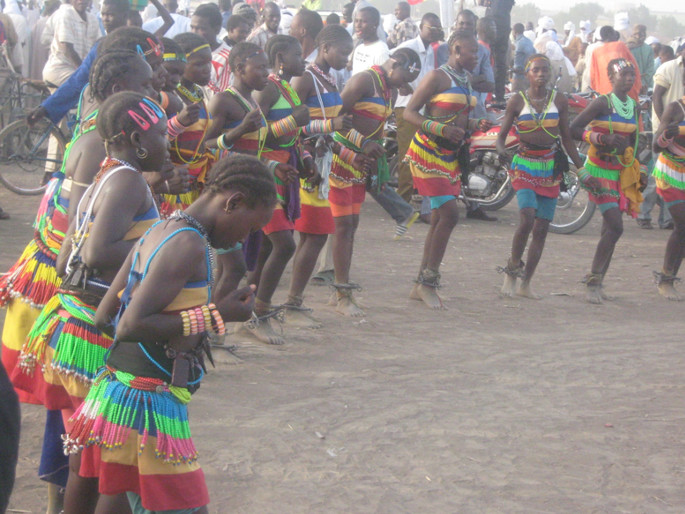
416, 284, 446, 310
409, 283, 421, 300
658, 282, 683, 301
500, 274, 516, 297
336, 294, 364, 317
238, 318, 285, 345
283, 307, 323, 329
599, 287, 615, 301
516, 281, 543, 300
586, 285, 603, 305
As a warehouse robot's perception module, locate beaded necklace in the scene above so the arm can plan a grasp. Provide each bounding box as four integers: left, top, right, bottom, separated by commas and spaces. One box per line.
429, 64, 473, 124
169, 210, 215, 285
604, 94, 639, 168
173, 83, 208, 165
610, 92, 635, 120
310, 63, 337, 90
226, 86, 267, 157
268, 74, 303, 147
369, 65, 392, 111
177, 83, 204, 103
518, 90, 558, 139
94, 156, 138, 183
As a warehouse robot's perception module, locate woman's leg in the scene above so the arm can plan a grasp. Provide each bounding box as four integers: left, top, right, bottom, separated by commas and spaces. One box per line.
658, 202, 685, 300
413, 199, 459, 310
62, 409, 99, 514
586, 206, 623, 304
332, 214, 363, 316
284, 232, 328, 328
213, 250, 247, 303
518, 217, 551, 299
501, 207, 535, 297
244, 230, 296, 345
246, 235, 273, 290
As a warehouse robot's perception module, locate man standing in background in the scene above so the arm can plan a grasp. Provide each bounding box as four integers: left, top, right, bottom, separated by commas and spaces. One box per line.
628, 24, 655, 93
510, 22, 535, 92
386, 1, 417, 49
247, 1, 280, 49
142, 0, 191, 38
486, 0, 514, 103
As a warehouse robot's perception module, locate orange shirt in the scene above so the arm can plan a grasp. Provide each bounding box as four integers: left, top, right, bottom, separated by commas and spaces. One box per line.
590, 41, 642, 101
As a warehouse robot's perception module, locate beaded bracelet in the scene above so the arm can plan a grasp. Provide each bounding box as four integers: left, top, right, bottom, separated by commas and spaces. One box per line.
582, 130, 593, 144
422, 120, 447, 138
303, 119, 333, 135
208, 303, 226, 336
271, 115, 298, 138
167, 115, 187, 140
194, 307, 206, 334
656, 131, 674, 148
180, 310, 191, 336
200, 305, 212, 333
347, 129, 366, 149
338, 146, 357, 165
217, 133, 234, 151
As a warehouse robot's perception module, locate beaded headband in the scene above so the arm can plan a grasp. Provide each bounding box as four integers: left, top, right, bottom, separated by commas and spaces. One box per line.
163, 52, 187, 62
136, 37, 163, 58
524, 55, 550, 73
611, 59, 634, 74
126, 97, 165, 132
187, 43, 210, 56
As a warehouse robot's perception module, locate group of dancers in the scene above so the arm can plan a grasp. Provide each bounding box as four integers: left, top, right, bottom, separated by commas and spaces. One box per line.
1, 19, 685, 514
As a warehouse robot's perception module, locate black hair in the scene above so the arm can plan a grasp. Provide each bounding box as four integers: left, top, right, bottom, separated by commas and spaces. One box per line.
228, 41, 263, 72
607, 57, 635, 78
264, 35, 299, 68
89, 50, 146, 103
358, 6, 380, 27
205, 154, 276, 208
513, 22, 524, 34
524, 53, 550, 72
660, 45, 675, 59
326, 13, 339, 25
457, 9, 476, 21
263, 1, 279, 13
297, 8, 323, 39
342, 2, 354, 22
315, 23, 352, 48
161, 37, 184, 56
420, 13, 440, 27
226, 13, 249, 32
173, 32, 210, 58
102, 0, 129, 14
447, 29, 477, 50
97, 27, 161, 57
599, 25, 615, 42
126, 9, 143, 27
219, 0, 232, 11
97, 91, 164, 144
194, 3, 222, 32
391, 47, 420, 71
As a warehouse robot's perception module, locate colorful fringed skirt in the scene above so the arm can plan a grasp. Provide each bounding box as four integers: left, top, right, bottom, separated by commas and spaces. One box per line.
510, 147, 559, 198
65, 367, 210, 512
295, 178, 334, 234
654, 151, 685, 207
404, 132, 461, 197
261, 148, 300, 234
159, 151, 215, 217
582, 145, 623, 212
14, 290, 113, 410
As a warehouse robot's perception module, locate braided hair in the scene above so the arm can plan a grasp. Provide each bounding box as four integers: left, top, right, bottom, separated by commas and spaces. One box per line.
264, 35, 298, 68
205, 155, 276, 208
162, 37, 184, 57
173, 32, 210, 58
97, 91, 165, 147
89, 50, 147, 103
315, 24, 352, 49
228, 41, 263, 73
391, 47, 421, 73
447, 29, 477, 53
97, 27, 162, 57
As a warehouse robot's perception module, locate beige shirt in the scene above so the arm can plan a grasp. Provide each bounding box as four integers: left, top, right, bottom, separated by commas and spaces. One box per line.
652, 56, 685, 129
46, 5, 99, 69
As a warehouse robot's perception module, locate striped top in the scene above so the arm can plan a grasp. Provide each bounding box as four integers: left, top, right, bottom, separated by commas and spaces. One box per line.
516, 91, 559, 135
426, 69, 477, 120
171, 100, 209, 168
307, 90, 343, 120
224, 88, 267, 156
587, 98, 637, 171
265, 75, 301, 150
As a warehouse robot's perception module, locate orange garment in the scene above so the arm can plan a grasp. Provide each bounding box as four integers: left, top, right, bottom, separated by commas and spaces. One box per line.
590, 41, 642, 101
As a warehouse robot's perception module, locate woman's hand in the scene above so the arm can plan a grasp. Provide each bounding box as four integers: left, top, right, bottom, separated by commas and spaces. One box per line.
300, 157, 318, 179
332, 114, 354, 132
353, 152, 375, 173
217, 284, 256, 322
442, 125, 466, 144
602, 133, 629, 154
275, 163, 299, 184
176, 102, 201, 127
292, 104, 310, 126
165, 166, 190, 194
362, 141, 385, 159
240, 109, 264, 134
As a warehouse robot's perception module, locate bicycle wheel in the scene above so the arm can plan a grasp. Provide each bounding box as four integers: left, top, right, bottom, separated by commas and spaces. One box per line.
0, 118, 66, 195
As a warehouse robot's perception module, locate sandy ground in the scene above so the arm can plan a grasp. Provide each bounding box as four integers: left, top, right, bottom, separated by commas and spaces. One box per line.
2, 184, 685, 514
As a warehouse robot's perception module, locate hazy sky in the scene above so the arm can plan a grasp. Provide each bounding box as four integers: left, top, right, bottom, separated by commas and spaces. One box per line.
531, 0, 685, 14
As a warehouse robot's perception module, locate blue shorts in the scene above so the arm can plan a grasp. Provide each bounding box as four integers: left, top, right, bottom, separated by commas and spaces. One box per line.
665, 199, 685, 210
516, 189, 557, 221
215, 242, 243, 255
429, 195, 457, 209
598, 202, 619, 214
127, 492, 205, 514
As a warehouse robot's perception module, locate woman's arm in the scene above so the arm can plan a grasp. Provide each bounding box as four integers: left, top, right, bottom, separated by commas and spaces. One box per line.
94, 249, 134, 336
496, 94, 521, 157
149, 0, 174, 39
569, 96, 606, 141
556, 95, 584, 169
653, 102, 681, 154
66, 135, 107, 223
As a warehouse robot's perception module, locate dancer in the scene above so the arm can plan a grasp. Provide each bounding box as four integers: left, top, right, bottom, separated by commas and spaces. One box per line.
496, 54, 583, 299
402, 31, 476, 310
235, 35, 307, 344
162, 32, 214, 216
330, 48, 420, 316
159, 37, 187, 115
283, 24, 354, 328
652, 82, 685, 300
23, 92, 169, 513
65, 155, 276, 514
570, 58, 645, 304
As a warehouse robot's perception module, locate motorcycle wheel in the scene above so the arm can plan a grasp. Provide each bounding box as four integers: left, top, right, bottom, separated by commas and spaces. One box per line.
476, 157, 516, 211
549, 166, 596, 234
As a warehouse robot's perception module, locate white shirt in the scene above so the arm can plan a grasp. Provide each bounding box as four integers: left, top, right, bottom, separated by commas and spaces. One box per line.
306, 48, 349, 90
352, 40, 389, 76
142, 13, 191, 39
394, 36, 438, 109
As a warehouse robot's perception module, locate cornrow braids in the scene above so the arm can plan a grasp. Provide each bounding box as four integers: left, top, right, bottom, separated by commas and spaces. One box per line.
97, 27, 161, 57
205, 155, 277, 208
391, 47, 421, 72
97, 91, 165, 146
447, 29, 476, 52
89, 50, 146, 103
228, 41, 263, 73
162, 37, 184, 56
314, 24, 352, 49
173, 32, 210, 58
265, 35, 298, 68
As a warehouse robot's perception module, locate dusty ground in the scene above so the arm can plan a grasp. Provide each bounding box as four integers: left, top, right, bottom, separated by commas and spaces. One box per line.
3, 184, 685, 514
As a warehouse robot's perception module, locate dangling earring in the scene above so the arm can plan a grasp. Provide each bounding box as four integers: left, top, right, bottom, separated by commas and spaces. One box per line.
279, 63, 284, 77
136, 147, 148, 159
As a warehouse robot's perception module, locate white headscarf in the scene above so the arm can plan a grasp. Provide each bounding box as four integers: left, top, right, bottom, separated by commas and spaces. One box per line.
563, 21, 575, 47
